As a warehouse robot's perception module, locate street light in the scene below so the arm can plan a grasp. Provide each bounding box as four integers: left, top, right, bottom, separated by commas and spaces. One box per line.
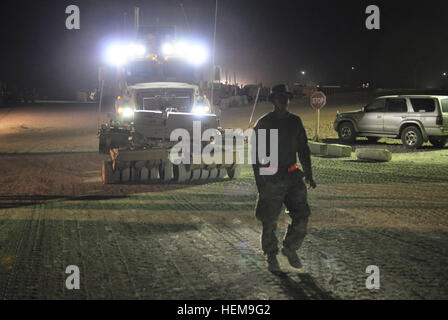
298, 70, 307, 86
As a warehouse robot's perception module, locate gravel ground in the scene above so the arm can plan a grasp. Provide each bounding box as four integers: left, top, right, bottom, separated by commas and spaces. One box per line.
0, 99, 447, 300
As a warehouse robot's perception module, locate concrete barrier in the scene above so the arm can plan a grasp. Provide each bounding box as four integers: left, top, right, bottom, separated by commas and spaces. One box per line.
229, 96, 238, 107
220, 98, 230, 109
220, 96, 248, 108
232, 96, 244, 107
355, 148, 392, 162
308, 141, 328, 155
327, 144, 352, 157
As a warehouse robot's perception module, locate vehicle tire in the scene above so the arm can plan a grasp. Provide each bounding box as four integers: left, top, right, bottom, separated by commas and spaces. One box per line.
338, 122, 356, 143
429, 136, 447, 148
367, 137, 380, 143
209, 168, 219, 179
173, 164, 188, 183
218, 168, 227, 179
401, 126, 423, 149
227, 165, 241, 179
159, 161, 173, 182
190, 169, 201, 181
200, 169, 210, 180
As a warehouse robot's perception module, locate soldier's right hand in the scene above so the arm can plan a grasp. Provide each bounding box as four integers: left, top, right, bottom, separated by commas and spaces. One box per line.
305, 178, 317, 189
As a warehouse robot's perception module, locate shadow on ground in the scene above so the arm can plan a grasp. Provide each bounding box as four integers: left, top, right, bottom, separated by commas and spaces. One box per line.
273, 272, 335, 300
322, 138, 446, 153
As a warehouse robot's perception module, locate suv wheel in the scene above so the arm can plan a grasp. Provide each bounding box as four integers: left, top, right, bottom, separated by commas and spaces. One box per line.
401, 126, 423, 149
338, 122, 356, 143
429, 136, 447, 148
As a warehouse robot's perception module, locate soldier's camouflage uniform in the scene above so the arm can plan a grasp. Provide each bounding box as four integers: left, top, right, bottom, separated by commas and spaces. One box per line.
252, 109, 313, 256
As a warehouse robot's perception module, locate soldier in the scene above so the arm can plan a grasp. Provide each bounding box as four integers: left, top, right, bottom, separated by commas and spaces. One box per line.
252, 84, 316, 273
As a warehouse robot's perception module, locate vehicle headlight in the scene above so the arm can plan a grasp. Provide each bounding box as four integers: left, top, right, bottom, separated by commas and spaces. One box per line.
104, 42, 146, 66
160, 41, 208, 65
162, 43, 174, 55
187, 44, 208, 65
192, 105, 211, 114
118, 106, 134, 118
122, 107, 134, 118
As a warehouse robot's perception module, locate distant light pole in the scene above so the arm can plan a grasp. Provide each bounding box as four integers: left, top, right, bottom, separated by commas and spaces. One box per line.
350, 66, 358, 87
442, 72, 448, 89
298, 70, 306, 86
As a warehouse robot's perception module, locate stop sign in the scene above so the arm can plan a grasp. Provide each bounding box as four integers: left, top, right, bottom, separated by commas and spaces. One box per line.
310, 91, 327, 110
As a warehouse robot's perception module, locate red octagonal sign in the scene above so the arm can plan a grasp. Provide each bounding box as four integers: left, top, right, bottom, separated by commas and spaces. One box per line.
310, 91, 327, 110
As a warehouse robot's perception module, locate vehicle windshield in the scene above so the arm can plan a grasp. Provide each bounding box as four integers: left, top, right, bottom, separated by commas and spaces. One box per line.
125, 60, 199, 84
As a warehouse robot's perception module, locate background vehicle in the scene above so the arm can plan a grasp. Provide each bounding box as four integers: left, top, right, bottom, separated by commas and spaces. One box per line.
334, 95, 448, 148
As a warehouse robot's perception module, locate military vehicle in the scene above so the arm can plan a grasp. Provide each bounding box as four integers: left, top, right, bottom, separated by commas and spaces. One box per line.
98, 15, 241, 184
99, 81, 242, 184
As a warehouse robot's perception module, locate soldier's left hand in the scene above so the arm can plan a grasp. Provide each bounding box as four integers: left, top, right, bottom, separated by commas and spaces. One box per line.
306, 178, 317, 189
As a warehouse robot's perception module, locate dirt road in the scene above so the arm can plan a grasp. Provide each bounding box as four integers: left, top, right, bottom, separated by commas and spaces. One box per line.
0, 98, 447, 299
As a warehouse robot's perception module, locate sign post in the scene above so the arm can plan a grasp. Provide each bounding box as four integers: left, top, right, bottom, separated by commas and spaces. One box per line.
310, 91, 327, 142
248, 87, 261, 128
97, 67, 105, 127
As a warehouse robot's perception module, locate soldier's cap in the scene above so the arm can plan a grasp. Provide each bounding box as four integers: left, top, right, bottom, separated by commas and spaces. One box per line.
269, 84, 293, 101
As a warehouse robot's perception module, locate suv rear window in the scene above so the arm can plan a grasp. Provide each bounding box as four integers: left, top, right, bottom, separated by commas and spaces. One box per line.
410, 98, 436, 113
385, 98, 407, 112
441, 99, 448, 113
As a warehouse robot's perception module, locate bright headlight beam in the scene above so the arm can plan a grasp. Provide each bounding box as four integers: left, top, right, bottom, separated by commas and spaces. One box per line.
162, 43, 174, 55
175, 41, 188, 56
187, 44, 208, 65
105, 44, 128, 66
122, 107, 134, 118
160, 40, 209, 65
127, 43, 146, 58
104, 42, 146, 66
192, 105, 211, 114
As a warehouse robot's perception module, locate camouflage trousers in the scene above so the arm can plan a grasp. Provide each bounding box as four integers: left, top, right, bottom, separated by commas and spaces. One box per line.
255, 170, 311, 255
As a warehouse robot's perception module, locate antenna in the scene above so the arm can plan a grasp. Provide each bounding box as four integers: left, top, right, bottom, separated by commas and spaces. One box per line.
180, 3, 191, 32
134, 7, 139, 36
211, 0, 218, 109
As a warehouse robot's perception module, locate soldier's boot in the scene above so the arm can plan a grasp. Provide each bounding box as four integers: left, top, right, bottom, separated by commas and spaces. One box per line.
267, 254, 281, 273
281, 247, 303, 269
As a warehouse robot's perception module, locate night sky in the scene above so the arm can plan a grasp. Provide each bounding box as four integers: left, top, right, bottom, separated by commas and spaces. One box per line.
2, 0, 448, 98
